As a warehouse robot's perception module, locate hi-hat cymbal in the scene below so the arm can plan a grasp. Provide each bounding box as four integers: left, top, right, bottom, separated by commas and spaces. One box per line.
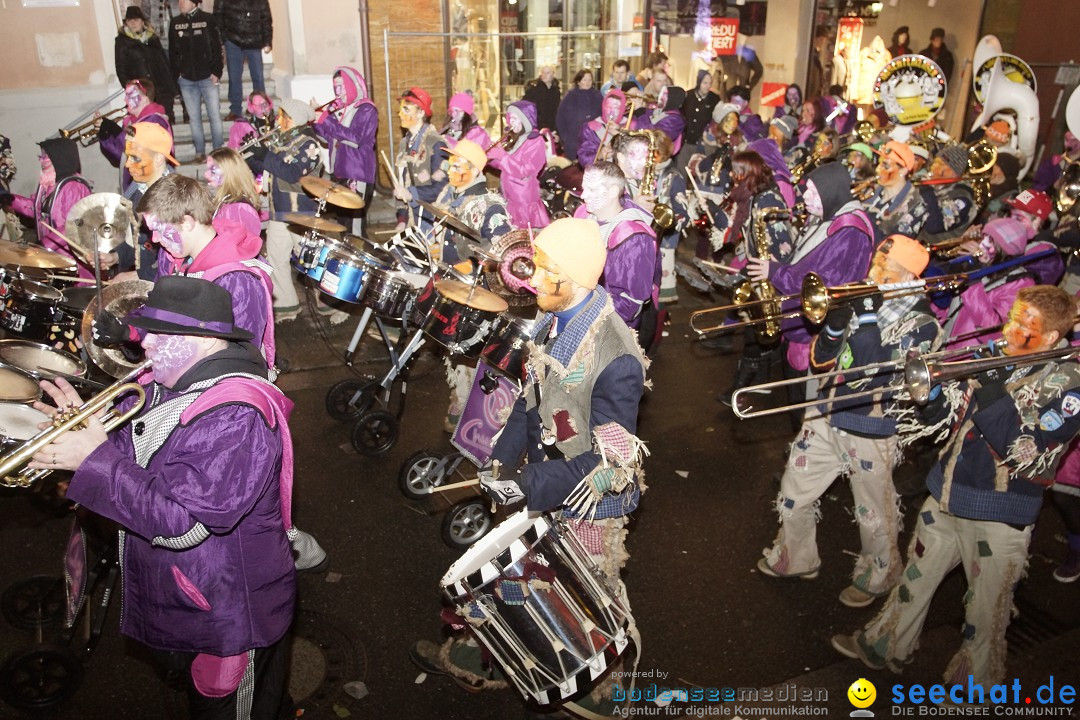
416, 201, 481, 241
0, 242, 77, 270
283, 213, 347, 233
66, 192, 137, 255
434, 279, 509, 313
300, 176, 365, 209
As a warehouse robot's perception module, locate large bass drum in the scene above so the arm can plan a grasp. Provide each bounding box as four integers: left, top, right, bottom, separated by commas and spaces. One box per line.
440, 511, 633, 705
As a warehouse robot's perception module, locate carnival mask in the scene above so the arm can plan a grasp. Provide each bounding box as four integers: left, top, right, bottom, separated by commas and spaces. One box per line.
125, 83, 146, 114
1003, 301, 1049, 356
529, 247, 574, 313
38, 153, 56, 188
720, 112, 739, 137
142, 333, 200, 388
447, 156, 476, 190
144, 213, 186, 258
204, 158, 223, 188
247, 95, 272, 118
617, 142, 648, 182
125, 141, 157, 184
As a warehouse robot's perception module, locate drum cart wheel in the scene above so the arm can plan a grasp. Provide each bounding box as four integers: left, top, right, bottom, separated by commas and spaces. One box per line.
1, 576, 64, 631
350, 409, 398, 456
325, 376, 379, 422
0, 643, 84, 711
441, 499, 494, 549
397, 450, 448, 499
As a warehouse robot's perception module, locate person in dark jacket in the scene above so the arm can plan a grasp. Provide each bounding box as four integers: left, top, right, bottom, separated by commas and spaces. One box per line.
555, 68, 602, 161
115, 6, 178, 124
522, 65, 560, 133
919, 28, 954, 85
887, 26, 910, 58
170, 0, 224, 162
214, 0, 272, 120
678, 69, 719, 169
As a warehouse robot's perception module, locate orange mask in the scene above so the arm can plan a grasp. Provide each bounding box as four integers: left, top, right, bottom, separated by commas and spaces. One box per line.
1002, 301, 1048, 356
125, 140, 157, 183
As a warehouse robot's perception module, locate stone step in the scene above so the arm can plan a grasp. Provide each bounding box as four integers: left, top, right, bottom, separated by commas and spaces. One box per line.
169, 68, 276, 162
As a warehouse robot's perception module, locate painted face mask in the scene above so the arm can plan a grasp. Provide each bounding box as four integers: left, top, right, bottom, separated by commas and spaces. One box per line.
529, 247, 574, 313
720, 112, 739, 136
144, 214, 185, 258
618, 142, 649, 181
1003, 301, 1049, 356
247, 96, 271, 118
333, 76, 347, 105
142, 333, 200, 388
125, 141, 157, 184
803, 181, 824, 217
447, 156, 475, 190
125, 84, 145, 114
602, 98, 622, 123
876, 156, 903, 186
506, 112, 524, 135
39, 154, 56, 188
204, 158, 223, 187
398, 101, 422, 130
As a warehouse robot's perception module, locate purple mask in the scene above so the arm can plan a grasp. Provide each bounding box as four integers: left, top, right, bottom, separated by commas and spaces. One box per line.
143, 333, 199, 388
145, 214, 185, 257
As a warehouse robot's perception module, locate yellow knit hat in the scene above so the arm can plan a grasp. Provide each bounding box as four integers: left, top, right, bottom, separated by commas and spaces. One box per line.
533, 218, 607, 290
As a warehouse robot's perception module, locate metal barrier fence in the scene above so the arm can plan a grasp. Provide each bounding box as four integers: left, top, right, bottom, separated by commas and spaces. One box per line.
381, 27, 655, 166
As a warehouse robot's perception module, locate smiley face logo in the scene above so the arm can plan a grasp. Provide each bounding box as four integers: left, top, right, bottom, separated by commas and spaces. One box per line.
848, 678, 876, 709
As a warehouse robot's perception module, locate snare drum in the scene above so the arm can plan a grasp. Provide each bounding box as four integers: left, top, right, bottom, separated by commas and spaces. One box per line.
292, 235, 345, 282
361, 269, 429, 319
0, 367, 42, 404
318, 247, 376, 304
481, 315, 545, 383
0, 339, 87, 381
0, 403, 50, 452
1, 280, 63, 341
421, 280, 507, 359
440, 510, 633, 705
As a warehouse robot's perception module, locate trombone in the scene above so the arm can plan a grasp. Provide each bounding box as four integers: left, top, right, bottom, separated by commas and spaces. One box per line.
59, 107, 126, 147
732, 340, 1080, 419
0, 360, 150, 488
689, 271, 968, 338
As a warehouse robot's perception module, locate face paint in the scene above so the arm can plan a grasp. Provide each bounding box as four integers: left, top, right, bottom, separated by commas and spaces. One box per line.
506, 112, 524, 134
1002, 301, 1048, 356
978, 235, 998, 261
333, 76, 347, 104
125, 84, 145, 114
204, 158, 223, 187
657, 87, 668, 108
447, 156, 475, 189
39, 154, 56, 188
602, 98, 621, 122
529, 247, 574, 313
450, 107, 464, 124
876, 156, 903, 186
142, 333, 200, 388
125, 141, 157, 183
144, 214, 185, 257
868, 251, 907, 286
580, 169, 615, 215
720, 112, 739, 136
247, 96, 271, 118
398, 101, 421, 130
786, 88, 800, 107
618, 142, 649, 181
729, 96, 747, 111
803, 182, 824, 217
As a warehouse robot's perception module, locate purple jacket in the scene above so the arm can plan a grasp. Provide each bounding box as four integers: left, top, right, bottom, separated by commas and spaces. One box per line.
11, 177, 93, 278
314, 67, 377, 184
99, 103, 173, 191
487, 133, 550, 229
633, 109, 686, 154
555, 87, 602, 161
67, 367, 295, 656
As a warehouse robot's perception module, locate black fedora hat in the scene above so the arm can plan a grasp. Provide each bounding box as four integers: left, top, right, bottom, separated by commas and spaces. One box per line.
124, 275, 253, 341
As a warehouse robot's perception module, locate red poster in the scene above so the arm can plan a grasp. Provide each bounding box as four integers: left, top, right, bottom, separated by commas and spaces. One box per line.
760, 82, 787, 107
710, 18, 740, 56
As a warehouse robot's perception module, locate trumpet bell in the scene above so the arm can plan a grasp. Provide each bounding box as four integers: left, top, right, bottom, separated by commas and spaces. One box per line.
905, 356, 935, 404
800, 273, 829, 324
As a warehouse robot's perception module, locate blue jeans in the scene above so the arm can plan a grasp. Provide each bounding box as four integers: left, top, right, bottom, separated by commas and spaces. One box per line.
225, 39, 266, 117
178, 76, 224, 156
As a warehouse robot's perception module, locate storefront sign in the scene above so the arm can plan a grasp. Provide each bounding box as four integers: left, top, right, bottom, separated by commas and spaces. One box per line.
710, 18, 739, 56
760, 82, 787, 107
973, 54, 1037, 103
873, 54, 947, 126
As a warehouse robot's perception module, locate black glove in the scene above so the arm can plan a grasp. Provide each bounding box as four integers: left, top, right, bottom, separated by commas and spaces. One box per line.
853, 292, 883, 317
0, 191, 12, 209
97, 117, 122, 140
247, 144, 269, 163
972, 366, 1009, 408
92, 310, 129, 347
824, 304, 854, 333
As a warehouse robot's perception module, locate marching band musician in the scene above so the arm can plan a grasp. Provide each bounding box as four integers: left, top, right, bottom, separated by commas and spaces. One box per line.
227, 90, 275, 153
745, 162, 875, 401
631, 84, 686, 156
758, 236, 942, 608
844, 142, 876, 185
413, 218, 648, 718
391, 86, 448, 233
247, 98, 323, 323
440, 92, 491, 149
703, 101, 745, 152
485, 100, 551, 229
578, 88, 628, 168
4, 138, 93, 277
431, 139, 511, 266
863, 140, 930, 239
33, 276, 297, 720
98, 78, 174, 193
646, 132, 690, 305
833, 285, 1080, 690
313, 66, 379, 233
918, 143, 978, 245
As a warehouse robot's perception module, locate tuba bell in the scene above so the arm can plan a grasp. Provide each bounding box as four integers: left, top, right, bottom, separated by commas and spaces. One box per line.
970, 57, 1040, 180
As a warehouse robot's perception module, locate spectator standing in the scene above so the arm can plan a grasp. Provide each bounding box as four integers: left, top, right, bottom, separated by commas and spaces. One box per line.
555, 69, 602, 162
523, 65, 561, 133
601, 59, 641, 96
214, 0, 273, 121
115, 6, 178, 124
887, 26, 910, 58
679, 69, 719, 169
170, 0, 224, 163
919, 28, 954, 84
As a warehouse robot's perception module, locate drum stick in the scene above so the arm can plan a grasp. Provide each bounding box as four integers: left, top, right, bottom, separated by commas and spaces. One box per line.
697, 260, 743, 273
47, 275, 108, 285
427, 478, 481, 494
40, 222, 93, 263
379, 151, 404, 192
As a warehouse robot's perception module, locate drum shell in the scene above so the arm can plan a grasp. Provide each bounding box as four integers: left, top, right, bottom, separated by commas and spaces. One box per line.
0, 339, 87, 381
48, 286, 96, 355
440, 511, 632, 705
318, 248, 374, 304
362, 269, 427, 319
292, 236, 345, 281
420, 291, 500, 359
1, 279, 63, 341
480, 315, 541, 382
0, 366, 43, 404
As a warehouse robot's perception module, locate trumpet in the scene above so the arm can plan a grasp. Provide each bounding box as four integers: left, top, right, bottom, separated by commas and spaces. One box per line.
485, 130, 520, 152
59, 107, 126, 147
852, 177, 877, 201
0, 361, 150, 488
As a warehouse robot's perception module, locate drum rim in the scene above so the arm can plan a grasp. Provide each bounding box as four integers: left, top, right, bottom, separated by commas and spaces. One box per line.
12, 278, 63, 302
441, 510, 548, 588
0, 401, 51, 440
0, 339, 88, 378
0, 366, 44, 403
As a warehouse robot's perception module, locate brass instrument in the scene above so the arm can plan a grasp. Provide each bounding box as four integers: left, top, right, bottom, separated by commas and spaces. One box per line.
853, 120, 877, 144
906, 343, 1080, 403
485, 130, 520, 152
928, 232, 985, 259
628, 129, 674, 230
1055, 160, 1080, 215
238, 126, 283, 154
914, 140, 998, 206
852, 177, 877, 202
59, 107, 126, 147
731, 207, 790, 341
0, 361, 150, 488
789, 150, 822, 185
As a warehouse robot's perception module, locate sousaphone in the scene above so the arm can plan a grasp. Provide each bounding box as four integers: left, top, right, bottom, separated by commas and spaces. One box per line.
970, 57, 1040, 180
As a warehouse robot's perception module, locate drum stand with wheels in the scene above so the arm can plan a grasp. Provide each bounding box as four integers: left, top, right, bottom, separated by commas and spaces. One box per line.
0, 531, 119, 713
397, 448, 495, 549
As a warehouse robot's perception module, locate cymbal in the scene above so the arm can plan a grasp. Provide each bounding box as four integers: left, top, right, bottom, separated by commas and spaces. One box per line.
434, 279, 508, 314
283, 213, 347, 233
66, 192, 137, 255
416, 201, 482, 241
0, 242, 77, 270
81, 279, 153, 379
300, 176, 365, 209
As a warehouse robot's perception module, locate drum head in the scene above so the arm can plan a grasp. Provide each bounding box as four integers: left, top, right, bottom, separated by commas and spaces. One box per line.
0, 340, 86, 380
441, 510, 547, 588
0, 367, 42, 403
59, 287, 98, 315
0, 403, 50, 441
13, 279, 63, 303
